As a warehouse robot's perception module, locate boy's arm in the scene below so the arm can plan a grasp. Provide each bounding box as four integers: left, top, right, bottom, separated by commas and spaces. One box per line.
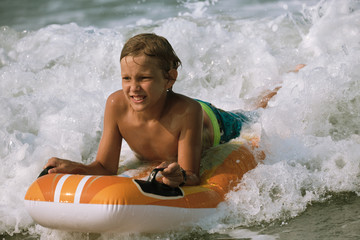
91, 94, 122, 174
161, 101, 203, 186
45, 94, 122, 175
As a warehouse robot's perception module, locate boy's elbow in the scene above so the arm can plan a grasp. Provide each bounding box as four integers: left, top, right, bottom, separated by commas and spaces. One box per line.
101, 164, 118, 175
92, 161, 118, 175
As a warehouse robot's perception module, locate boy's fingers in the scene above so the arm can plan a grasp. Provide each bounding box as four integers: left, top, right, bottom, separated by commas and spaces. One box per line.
162, 162, 180, 176
44, 158, 65, 173
44, 158, 56, 169
156, 161, 168, 169
161, 162, 185, 187
162, 177, 182, 188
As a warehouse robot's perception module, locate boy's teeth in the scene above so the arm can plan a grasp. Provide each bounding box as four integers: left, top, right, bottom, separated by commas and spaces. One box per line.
133, 96, 144, 100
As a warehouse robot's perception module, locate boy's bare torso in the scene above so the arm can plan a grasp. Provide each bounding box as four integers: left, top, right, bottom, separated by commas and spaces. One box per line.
111, 90, 214, 163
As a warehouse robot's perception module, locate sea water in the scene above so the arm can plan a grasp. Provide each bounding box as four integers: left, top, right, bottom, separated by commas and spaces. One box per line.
1, 0, 360, 239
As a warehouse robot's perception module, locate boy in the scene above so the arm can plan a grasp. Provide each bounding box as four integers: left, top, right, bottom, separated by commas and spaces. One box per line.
44, 33, 290, 187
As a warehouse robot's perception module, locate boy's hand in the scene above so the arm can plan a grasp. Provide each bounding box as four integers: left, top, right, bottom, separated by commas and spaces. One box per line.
44, 158, 84, 174
157, 162, 185, 188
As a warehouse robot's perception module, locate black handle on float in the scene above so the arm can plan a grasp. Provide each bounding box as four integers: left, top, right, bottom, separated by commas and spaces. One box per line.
38, 166, 54, 178
134, 167, 183, 197
147, 167, 165, 184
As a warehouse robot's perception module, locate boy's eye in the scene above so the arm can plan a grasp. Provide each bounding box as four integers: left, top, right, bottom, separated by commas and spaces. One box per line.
122, 76, 130, 81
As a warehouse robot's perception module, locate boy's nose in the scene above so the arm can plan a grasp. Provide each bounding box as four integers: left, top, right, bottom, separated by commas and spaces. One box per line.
130, 80, 141, 91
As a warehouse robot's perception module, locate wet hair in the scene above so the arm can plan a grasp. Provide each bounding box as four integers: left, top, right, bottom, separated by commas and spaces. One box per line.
120, 33, 182, 73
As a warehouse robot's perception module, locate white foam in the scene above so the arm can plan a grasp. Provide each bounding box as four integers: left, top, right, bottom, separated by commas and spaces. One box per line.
1, 0, 359, 238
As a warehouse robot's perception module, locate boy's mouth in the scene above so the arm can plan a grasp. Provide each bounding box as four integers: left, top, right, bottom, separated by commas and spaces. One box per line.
131, 95, 146, 102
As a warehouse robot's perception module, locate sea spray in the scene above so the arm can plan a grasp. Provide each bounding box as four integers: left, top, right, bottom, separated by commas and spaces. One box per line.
202, 0, 360, 231
1, 0, 359, 238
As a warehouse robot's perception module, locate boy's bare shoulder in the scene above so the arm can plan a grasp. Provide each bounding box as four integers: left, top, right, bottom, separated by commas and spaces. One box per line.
104, 90, 128, 115
106, 90, 126, 105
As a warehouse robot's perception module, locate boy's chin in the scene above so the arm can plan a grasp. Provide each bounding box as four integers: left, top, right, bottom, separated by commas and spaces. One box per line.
129, 102, 147, 112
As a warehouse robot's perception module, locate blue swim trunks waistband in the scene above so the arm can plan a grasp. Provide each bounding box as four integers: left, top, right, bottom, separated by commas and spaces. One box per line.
196, 100, 221, 146
196, 99, 250, 146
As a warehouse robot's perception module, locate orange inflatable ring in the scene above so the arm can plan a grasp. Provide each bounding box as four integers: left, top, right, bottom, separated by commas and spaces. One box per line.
24, 144, 257, 233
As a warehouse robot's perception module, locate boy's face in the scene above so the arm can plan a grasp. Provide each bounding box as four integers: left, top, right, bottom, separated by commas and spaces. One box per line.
121, 54, 175, 112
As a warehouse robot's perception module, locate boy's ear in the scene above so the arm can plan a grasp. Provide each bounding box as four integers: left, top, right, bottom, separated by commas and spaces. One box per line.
166, 69, 177, 90
168, 69, 178, 81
